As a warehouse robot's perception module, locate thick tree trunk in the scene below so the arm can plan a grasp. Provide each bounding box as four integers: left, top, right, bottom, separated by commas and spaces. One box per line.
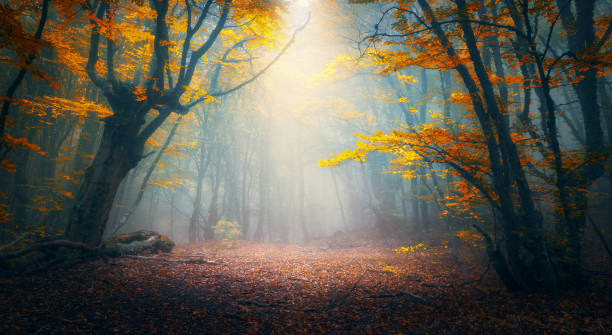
118, 117, 181, 229
458, 6, 555, 291
107, 170, 134, 235
65, 96, 148, 247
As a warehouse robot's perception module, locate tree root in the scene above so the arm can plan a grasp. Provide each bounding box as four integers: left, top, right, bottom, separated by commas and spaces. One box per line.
0, 231, 177, 274
0, 240, 99, 260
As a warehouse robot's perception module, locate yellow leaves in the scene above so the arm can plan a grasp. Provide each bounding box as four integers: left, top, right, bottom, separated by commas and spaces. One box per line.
319, 125, 451, 171
203, 95, 218, 103
428, 111, 444, 121
133, 86, 147, 102
391, 149, 421, 170
401, 169, 416, 180
220, 29, 241, 46
114, 20, 154, 45
30, 96, 113, 119
397, 97, 409, 103
396, 73, 417, 84
315, 54, 379, 83
394, 242, 424, 254
181, 86, 217, 105
212, 220, 242, 240
377, 262, 402, 274
449, 92, 472, 105
318, 148, 368, 168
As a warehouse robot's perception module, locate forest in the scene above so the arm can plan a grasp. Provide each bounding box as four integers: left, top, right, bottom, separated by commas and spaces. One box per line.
0, 0, 611, 333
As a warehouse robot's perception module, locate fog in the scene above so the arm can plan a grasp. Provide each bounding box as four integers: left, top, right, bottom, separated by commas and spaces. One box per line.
103, 0, 398, 243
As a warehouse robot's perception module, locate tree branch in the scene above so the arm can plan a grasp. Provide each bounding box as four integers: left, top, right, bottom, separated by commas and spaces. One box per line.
0, 0, 51, 140
137, 110, 171, 143
180, 0, 232, 91
85, 1, 109, 91
186, 12, 311, 108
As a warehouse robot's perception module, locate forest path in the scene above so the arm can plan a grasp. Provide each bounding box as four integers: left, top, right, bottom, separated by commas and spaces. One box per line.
1, 231, 610, 334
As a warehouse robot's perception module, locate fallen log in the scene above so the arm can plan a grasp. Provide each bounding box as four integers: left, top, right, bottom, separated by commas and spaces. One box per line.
0, 230, 176, 274
103, 230, 174, 256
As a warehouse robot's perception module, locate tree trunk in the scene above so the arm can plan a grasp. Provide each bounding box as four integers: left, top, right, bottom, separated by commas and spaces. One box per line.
418, 0, 555, 291
331, 169, 347, 230
254, 135, 269, 241
297, 151, 309, 242
240, 136, 254, 236
118, 116, 181, 229
189, 142, 210, 243
204, 158, 222, 240
65, 96, 150, 247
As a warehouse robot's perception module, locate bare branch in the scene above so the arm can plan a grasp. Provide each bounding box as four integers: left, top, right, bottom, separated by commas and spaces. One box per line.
186, 12, 311, 107
176, 0, 214, 91
180, 0, 232, 91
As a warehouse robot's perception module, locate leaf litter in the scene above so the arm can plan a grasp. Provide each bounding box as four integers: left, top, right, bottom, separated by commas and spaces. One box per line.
1, 230, 610, 334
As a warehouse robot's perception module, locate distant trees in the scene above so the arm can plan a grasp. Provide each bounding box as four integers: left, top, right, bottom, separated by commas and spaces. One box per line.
0, 0, 302, 249
323, 0, 610, 291
64, 0, 236, 246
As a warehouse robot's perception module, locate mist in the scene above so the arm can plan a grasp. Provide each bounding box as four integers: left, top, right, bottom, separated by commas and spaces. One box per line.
1, 0, 611, 332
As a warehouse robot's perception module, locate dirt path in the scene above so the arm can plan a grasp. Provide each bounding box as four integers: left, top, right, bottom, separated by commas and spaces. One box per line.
1, 235, 610, 334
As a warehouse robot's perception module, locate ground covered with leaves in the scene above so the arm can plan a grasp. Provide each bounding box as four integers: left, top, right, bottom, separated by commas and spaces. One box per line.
1, 231, 611, 334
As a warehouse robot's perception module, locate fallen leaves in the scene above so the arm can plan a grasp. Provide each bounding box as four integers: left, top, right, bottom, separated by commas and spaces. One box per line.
1, 232, 610, 334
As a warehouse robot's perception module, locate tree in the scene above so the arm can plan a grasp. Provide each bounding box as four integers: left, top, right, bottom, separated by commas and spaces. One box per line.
64, 0, 298, 246
322, 0, 609, 291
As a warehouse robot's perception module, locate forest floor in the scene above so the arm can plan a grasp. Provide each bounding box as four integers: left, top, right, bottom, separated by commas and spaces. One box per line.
1, 230, 611, 334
